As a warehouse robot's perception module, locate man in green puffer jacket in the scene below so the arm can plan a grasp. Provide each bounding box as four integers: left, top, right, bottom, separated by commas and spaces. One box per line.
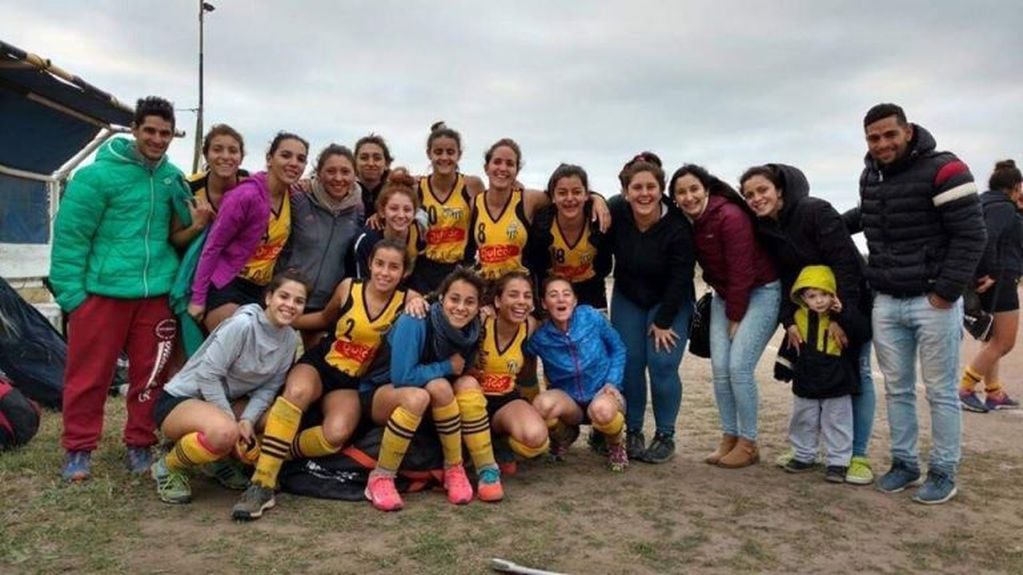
50, 96, 192, 482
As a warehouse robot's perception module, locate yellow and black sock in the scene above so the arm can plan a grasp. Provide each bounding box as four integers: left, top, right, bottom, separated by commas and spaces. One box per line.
432, 400, 463, 467
592, 412, 625, 446
456, 389, 496, 470
509, 436, 549, 459
960, 365, 983, 393
252, 397, 303, 488
291, 426, 342, 459
165, 432, 224, 472
378, 406, 422, 473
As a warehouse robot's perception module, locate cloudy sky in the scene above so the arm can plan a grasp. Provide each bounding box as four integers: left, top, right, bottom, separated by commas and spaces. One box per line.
6, 0, 1023, 211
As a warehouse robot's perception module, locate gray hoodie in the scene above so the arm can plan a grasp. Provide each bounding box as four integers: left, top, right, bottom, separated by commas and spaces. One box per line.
163, 304, 298, 422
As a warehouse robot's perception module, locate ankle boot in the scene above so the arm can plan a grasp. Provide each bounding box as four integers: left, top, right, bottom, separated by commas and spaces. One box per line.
704, 434, 738, 465
717, 437, 759, 468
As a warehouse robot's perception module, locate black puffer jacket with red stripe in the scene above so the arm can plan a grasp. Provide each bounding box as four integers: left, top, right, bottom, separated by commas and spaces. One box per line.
845, 124, 986, 301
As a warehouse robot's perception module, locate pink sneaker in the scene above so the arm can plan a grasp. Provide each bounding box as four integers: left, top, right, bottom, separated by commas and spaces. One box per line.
365, 473, 403, 512
443, 463, 474, 505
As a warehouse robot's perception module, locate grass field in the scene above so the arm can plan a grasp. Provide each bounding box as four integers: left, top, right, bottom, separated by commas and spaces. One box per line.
3, 336, 1023, 574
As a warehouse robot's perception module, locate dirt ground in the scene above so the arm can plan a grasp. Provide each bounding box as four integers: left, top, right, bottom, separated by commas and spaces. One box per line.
3, 298, 1023, 574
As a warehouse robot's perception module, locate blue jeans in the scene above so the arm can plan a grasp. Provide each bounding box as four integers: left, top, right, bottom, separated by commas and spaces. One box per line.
853, 341, 877, 457
872, 294, 962, 476
709, 281, 780, 441
611, 288, 692, 437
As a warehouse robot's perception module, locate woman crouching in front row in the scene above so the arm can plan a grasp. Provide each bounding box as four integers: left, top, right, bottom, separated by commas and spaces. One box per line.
361, 268, 501, 511
527, 277, 629, 471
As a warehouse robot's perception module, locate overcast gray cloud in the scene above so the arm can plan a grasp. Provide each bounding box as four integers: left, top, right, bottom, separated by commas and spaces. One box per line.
5, 0, 1023, 211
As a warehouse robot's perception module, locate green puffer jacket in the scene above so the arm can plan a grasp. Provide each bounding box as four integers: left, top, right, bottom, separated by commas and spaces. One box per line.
50, 137, 191, 313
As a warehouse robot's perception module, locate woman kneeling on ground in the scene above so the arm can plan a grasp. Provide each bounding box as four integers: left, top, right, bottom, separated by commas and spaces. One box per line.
526, 277, 629, 471
150, 271, 308, 504
232, 239, 421, 521
362, 268, 501, 511
469, 271, 550, 471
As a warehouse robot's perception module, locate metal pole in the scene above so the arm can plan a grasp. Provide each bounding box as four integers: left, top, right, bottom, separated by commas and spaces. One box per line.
191, 0, 205, 173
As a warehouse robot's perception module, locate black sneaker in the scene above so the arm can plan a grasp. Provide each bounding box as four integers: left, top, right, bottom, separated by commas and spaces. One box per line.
783, 458, 816, 473
825, 465, 848, 483
626, 430, 646, 461
643, 433, 676, 464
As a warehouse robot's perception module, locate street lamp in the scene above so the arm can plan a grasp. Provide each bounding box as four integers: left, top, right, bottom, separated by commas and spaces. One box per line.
192, 1, 216, 173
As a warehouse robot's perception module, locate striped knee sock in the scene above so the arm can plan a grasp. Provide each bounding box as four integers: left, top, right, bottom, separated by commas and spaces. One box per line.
378, 406, 422, 473
252, 397, 303, 488
291, 426, 342, 459
166, 432, 224, 472
455, 389, 496, 470
984, 378, 1003, 395
432, 400, 463, 467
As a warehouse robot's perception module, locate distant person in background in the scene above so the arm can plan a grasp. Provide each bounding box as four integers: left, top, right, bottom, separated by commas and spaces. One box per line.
188, 132, 309, 332
354, 133, 393, 222
845, 103, 985, 504
673, 163, 780, 469
277, 144, 362, 350
50, 96, 191, 482
959, 160, 1022, 412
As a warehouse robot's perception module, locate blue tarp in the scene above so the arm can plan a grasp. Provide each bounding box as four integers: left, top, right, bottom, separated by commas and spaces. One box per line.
0, 39, 133, 245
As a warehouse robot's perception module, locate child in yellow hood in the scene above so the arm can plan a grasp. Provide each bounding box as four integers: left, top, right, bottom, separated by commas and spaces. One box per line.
775, 265, 870, 483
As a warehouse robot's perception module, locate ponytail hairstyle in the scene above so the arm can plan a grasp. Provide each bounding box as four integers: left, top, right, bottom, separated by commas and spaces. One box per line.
427, 121, 463, 151
989, 159, 1022, 193
267, 131, 309, 158
375, 169, 420, 214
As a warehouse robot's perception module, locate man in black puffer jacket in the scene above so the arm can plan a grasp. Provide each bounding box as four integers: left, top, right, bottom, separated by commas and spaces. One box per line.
845, 103, 985, 505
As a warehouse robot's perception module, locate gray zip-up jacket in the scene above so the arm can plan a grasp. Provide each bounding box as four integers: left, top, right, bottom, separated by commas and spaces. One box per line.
163, 304, 297, 422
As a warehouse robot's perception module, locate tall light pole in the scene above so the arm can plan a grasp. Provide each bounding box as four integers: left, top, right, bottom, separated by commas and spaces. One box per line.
192, 1, 216, 173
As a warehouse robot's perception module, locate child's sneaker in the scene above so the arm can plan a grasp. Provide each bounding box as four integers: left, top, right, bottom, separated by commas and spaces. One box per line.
959, 390, 989, 413
824, 465, 848, 483
364, 473, 403, 512
62, 450, 92, 482
151, 457, 192, 504
985, 391, 1020, 411
476, 467, 504, 503
443, 463, 473, 505
783, 458, 816, 473
608, 443, 629, 472
845, 456, 874, 485
125, 446, 153, 475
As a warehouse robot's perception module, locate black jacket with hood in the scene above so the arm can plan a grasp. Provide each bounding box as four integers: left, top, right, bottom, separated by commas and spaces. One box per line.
976, 189, 1023, 280
752, 164, 871, 338
844, 124, 986, 301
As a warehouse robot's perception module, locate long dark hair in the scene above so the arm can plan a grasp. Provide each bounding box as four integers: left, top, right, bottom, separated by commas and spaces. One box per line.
671, 163, 755, 218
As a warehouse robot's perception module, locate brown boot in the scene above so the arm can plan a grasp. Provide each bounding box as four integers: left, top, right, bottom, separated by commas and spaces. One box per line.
717, 437, 759, 468
704, 434, 738, 465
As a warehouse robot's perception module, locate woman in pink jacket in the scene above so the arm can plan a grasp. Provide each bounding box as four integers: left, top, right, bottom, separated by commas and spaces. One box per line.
189, 132, 309, 331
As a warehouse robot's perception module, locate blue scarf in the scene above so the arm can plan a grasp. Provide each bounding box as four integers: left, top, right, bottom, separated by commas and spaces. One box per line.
427, 301, 481, 366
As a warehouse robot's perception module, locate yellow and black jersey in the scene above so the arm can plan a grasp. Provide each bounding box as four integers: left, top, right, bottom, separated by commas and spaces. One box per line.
472, 317, 528, 396
548, 218, 598, 283
471, 190, 529, 281
238, 192, 290, 286
324, 280, 407, 377
187, 169, 249, 214
420, 174, 472, 264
